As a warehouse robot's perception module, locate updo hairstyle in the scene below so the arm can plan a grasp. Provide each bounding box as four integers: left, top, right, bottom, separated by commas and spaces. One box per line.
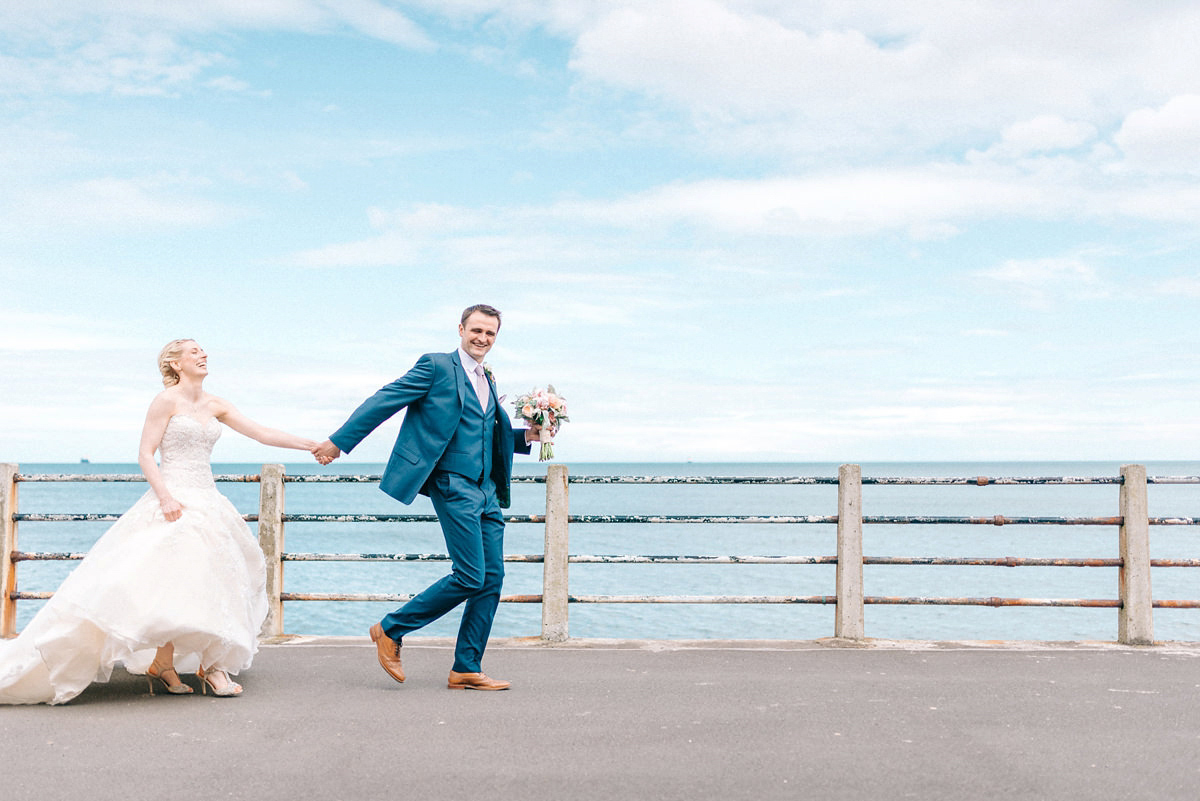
158, 339, 195, 388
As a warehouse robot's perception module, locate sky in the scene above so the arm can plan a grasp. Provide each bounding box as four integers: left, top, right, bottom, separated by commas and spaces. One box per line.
1, 1, 1199, 464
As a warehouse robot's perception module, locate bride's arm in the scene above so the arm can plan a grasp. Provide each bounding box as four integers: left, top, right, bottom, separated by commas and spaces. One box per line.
138, 394, 183, 522
211, 397, 319, 451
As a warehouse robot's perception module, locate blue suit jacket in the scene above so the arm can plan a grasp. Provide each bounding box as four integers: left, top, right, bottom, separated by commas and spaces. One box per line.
329, 351, 530, 508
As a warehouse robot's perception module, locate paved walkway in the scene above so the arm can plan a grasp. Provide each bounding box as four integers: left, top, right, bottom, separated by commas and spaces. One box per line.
2, 638, 1199, 801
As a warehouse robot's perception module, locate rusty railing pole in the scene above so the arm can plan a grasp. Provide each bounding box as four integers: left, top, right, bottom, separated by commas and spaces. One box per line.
1118, 464, 1154, 645
541, 464, 570, 642
1, 464, 18, 638
258, 464, 286, 639
836, 463, 865, 639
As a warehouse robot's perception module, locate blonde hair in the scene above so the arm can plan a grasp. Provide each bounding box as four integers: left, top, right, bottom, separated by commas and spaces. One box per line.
158, 339, 194, 387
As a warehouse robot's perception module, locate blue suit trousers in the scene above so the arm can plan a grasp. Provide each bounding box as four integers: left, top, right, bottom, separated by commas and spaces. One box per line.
380, 470, 505, 673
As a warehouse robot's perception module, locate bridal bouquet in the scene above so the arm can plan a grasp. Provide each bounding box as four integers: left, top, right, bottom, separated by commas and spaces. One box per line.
512, 385, 569, 461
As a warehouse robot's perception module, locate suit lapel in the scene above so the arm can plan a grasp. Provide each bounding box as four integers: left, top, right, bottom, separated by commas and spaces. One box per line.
449, 350, 467, 408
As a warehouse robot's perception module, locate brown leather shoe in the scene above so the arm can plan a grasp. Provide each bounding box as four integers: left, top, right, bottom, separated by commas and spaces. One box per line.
369, 623, 405, 683
447, 671, 510, 691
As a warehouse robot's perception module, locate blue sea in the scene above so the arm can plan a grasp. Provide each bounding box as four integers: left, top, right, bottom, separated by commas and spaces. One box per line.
9, 461, 1200, 642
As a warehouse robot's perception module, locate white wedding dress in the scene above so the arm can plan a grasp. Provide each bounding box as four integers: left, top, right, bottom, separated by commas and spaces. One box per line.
0, 415, 268, 704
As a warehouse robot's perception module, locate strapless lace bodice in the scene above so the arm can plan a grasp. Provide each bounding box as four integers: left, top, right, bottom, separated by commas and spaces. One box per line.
159, 415, 221, 489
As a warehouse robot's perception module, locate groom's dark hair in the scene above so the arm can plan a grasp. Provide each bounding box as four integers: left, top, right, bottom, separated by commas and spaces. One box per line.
461, 304, 502, 329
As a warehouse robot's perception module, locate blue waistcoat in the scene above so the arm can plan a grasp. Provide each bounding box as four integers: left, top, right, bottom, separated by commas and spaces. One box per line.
434, 380, 494, 483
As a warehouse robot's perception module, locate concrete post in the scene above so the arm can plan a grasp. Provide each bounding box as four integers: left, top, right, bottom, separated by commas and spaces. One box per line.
1, 464, 17, 638
1118, 464, 1154, 645
258, 464, 286, 639
836, 463, 865, 640
541, 464, 570, 642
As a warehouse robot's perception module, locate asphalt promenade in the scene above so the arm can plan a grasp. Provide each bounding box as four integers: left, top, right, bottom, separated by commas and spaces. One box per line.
3, 638, 1199, 801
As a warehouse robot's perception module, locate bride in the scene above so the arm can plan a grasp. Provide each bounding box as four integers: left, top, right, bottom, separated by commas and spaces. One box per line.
0, 339, 318, 704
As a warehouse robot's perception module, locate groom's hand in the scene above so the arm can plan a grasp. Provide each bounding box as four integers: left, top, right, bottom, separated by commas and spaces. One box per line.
312, 439, 341, 465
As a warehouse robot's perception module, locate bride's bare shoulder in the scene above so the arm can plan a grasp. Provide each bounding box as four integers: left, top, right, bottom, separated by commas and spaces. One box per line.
205, 393, 235, 414
147, 388, 181, 414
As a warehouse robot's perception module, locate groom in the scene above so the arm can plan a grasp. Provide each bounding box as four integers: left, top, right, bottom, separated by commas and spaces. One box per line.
313, 304, 539, 690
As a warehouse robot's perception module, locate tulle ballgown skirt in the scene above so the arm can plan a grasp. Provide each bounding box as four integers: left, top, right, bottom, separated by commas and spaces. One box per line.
0, 485, 267, 705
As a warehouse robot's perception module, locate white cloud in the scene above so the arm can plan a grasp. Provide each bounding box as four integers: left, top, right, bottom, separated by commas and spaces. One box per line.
366, 203, 489, 233
1115, 94, 1200, 175
981, 116, 1098, 159
280, 171, 309, 192
293, 231, 423, 268
0, 29, 227, 96
547, 1, 1200, 161
602, 170, 1038, 234
1153, 275, 1200, 298
14, 175, 237, 230
0, 311, 141, 351
328, 0, 435, 49
836, 403, 1018, 427
289, 154, 1195, 268
204, 74, 255, 93
571, 1, 924, 116
0, 0, 433, 48
975, 257, 1103, 309
0, 0, 433, 96
1101, 180, 1200, 223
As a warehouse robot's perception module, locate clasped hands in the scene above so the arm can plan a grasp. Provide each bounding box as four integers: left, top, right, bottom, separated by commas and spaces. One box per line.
311, 439, 340, 466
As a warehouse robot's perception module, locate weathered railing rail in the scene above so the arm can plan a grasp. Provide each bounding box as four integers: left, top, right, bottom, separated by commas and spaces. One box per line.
3, 463, 1198, 644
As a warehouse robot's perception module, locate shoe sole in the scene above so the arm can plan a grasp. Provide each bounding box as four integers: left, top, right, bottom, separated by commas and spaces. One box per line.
447, 683, 510, 691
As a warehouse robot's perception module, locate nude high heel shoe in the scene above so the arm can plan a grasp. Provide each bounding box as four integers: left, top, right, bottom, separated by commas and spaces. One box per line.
146, 662, 193, 695
197, 666, 243, 697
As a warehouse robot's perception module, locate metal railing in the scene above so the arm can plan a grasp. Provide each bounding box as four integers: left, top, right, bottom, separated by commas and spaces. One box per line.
2, 463, 1198, 643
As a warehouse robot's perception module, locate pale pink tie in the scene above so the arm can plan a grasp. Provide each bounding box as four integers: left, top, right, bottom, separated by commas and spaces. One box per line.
472, 365, 489, 410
